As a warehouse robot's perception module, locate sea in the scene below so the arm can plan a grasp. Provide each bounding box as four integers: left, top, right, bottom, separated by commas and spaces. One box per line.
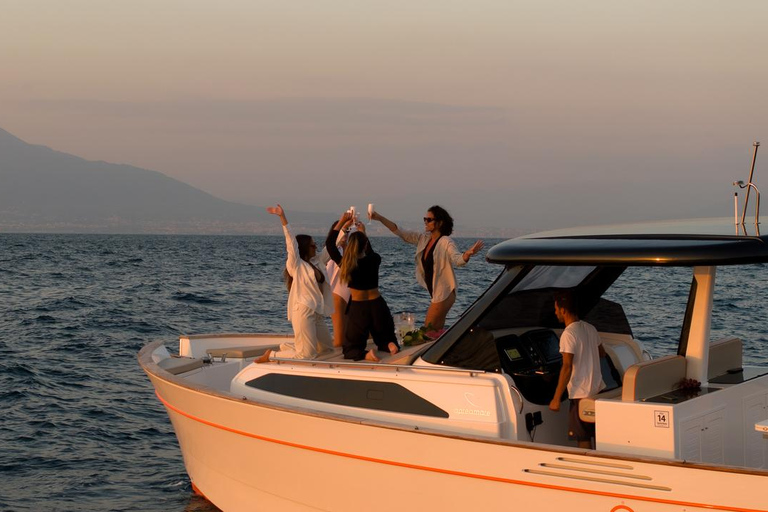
1, 233, 767, 511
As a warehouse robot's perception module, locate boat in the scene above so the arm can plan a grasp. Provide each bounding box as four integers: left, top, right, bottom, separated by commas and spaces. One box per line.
139, 145, 768, 512
139, 216, 768, 511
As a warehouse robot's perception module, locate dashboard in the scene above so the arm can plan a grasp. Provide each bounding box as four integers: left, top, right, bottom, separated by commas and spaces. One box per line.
496, 329, 564, 405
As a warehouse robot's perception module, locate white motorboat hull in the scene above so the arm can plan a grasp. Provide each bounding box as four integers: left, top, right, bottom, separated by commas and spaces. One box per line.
142, 343, 768, 512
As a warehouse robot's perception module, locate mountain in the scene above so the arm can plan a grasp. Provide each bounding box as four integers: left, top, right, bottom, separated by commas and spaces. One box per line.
0, 127, 332, 234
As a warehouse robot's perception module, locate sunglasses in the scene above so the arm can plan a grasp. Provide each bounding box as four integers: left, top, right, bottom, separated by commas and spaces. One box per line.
423, 217, 436, 223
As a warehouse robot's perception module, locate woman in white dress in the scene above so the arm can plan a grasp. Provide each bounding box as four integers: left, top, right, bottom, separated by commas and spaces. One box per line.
256, 204, 333, 362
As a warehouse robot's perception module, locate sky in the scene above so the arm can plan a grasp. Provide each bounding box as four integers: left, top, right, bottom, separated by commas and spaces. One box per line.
2, 0, 768, 232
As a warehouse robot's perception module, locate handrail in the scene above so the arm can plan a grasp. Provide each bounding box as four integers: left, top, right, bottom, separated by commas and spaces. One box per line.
509, 385, 525, 414
735, 141, 761, 225
269, 356, 486, 375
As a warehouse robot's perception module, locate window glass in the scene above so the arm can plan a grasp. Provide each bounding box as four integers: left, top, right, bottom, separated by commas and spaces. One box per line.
513, 265, 596, 292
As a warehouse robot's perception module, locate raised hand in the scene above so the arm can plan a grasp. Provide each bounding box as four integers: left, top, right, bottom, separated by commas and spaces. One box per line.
463, 239, 485, 262
341, 216, 355, 231
469, 240, 485, 256
337, 210, 353, 229
266, 204, 287, 225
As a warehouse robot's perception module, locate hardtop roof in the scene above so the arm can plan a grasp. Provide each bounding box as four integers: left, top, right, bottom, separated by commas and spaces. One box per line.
486, 218, 768, 267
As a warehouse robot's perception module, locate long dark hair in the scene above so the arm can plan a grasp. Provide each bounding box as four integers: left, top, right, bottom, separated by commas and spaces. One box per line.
284, 234, 324, 291
296, 234, 314, 260
429, 205, 454, 236
340, 231, 368, 285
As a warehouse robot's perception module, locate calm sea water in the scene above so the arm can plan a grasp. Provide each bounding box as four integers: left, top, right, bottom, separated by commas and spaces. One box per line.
1, 233, 767, 511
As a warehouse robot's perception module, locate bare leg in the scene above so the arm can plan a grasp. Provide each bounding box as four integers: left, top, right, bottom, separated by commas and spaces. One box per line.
331, 294, 347, 348
254, 349, 273, 364
364, 349, 380, 362
388, 342, 399, 355
424, 290, 456, 330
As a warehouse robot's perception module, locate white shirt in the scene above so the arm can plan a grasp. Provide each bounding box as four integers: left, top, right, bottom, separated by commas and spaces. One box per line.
559, 320, 605, 399
394, 228, 467, 303
326, 259, 351, 302
282, 224, 334, 321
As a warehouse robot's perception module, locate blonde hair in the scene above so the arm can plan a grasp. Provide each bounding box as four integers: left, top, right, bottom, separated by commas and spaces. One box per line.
340, 232, 367, 284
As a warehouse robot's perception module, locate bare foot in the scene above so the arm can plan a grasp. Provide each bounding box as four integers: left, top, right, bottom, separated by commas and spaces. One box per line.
254, 349, 273, 364
388, 342, 399, 355
365, 349, 380, 362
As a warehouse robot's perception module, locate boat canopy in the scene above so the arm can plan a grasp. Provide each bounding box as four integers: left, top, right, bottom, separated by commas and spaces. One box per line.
487, 219, 768, 267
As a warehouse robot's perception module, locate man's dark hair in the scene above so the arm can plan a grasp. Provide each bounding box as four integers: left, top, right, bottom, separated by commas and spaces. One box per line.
553, 290, 578, 315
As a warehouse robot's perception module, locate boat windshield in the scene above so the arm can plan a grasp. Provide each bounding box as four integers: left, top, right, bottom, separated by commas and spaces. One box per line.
476, 265, 630, 333
433, 265, 632, 371
512, 265, 596, 292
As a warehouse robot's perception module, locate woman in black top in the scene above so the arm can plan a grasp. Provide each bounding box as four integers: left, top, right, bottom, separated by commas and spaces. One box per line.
326, 211, 399, 361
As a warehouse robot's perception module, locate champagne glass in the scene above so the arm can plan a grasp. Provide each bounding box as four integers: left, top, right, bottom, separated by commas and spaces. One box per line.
367, 203, 374, 225
347, 207, 357, 232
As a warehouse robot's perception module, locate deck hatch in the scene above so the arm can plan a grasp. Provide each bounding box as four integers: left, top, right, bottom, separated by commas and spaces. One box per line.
245, 374, 450, 418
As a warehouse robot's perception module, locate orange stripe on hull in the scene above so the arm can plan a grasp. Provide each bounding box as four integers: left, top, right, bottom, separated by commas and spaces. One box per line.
156, 390, 767, 512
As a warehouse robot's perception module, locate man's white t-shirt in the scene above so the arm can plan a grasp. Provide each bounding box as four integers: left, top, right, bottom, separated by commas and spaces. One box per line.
559, 320, 605, 399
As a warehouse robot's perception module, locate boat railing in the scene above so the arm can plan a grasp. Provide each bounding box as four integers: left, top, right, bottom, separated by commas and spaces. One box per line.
734, 141, 761, 226
269, 356, 487, 375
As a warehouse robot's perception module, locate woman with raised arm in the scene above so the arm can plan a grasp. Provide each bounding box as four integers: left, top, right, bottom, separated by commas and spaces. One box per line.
326, 219, 353, 348
326, 211, 399, 362
372, 205, 484, 330
256, 204, 333, 363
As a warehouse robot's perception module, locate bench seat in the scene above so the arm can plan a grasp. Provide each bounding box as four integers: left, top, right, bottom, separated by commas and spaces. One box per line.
622, 354, 687, 402
207, 345, 274, 359
578, 387, 623, 422
158, 356, 204, 375
708, 336, 743, 379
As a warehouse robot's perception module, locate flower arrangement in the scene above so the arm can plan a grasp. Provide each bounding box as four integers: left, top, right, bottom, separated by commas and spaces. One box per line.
401, 325, 447, 347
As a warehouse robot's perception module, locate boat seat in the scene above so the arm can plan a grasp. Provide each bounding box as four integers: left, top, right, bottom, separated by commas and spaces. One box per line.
207, 345, 274, 359
579, 387, 623, 423
158, 356, 204, 375
578, 351, 624, 423
621, 355, 686, 402
708, 336, 743, 379
600, 340, 643, 373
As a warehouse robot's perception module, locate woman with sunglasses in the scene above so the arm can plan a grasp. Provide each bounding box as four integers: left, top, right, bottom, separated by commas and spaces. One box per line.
326, 211, 399, 362
256, 204, 334, 363
372, 206, 483, 330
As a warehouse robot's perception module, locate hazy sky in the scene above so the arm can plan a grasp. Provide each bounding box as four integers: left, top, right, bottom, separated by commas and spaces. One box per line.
2, 1, 767, 232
